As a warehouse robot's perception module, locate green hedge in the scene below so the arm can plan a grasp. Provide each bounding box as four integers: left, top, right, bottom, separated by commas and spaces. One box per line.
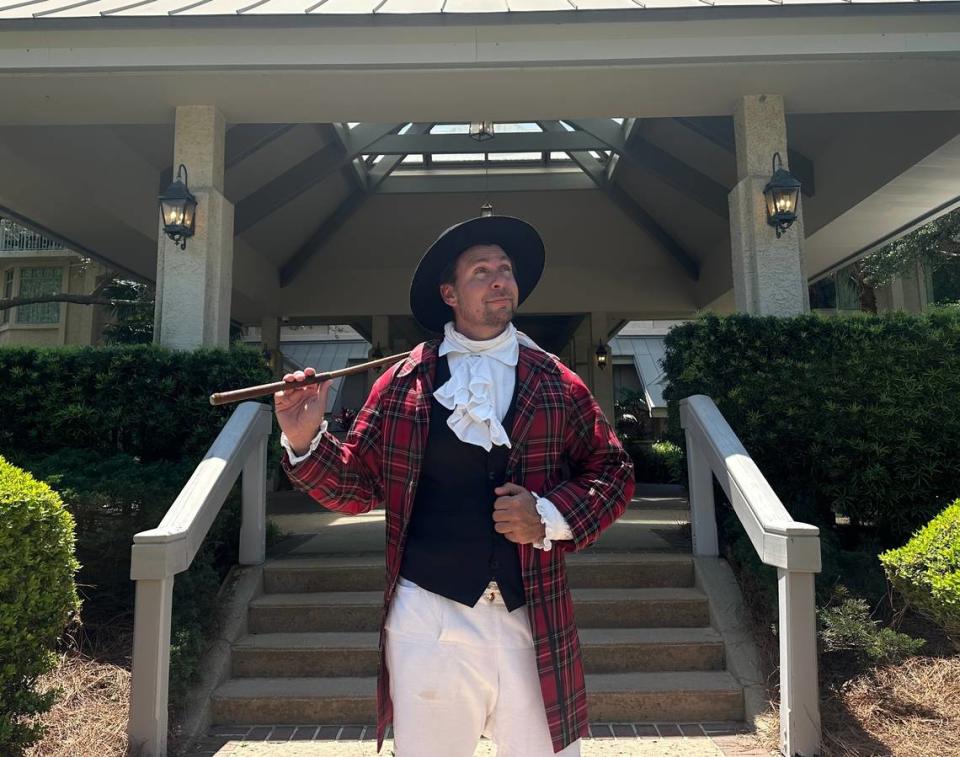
0, 344, 278, 711
0, 344, 272, 462
880, 500, 960, 650
0, 456, 79, 755
663, 311, 960, 542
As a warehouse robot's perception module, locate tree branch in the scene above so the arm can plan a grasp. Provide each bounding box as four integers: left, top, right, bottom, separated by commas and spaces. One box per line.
0, 294, 141, 312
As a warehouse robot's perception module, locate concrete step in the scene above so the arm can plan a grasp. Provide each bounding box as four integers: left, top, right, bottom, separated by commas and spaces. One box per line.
262, 552, 694, 594
248, 588, 710, 634
211, 671, 742, 725
231, 627, 724, 678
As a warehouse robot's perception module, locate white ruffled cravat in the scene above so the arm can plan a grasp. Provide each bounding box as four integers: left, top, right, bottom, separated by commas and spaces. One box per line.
434, 322, 544, 452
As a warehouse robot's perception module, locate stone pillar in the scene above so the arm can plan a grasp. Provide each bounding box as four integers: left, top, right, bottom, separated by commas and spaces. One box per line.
154, 106, 234, 350
590, 311, 616, 426
261, 316, 282, 377
728, 95, 809, 316
368, 315, 390, 394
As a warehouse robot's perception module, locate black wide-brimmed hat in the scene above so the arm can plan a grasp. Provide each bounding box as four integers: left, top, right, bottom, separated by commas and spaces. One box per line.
410, 213, 545, 333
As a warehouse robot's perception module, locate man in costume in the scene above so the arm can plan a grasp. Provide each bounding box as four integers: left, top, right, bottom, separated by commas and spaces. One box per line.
274, 212, 635, 756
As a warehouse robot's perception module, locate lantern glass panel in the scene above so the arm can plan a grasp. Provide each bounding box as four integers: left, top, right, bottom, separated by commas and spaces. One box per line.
774, 187, 798, 215
161, 199, 185, 227
182, 199, 197, 230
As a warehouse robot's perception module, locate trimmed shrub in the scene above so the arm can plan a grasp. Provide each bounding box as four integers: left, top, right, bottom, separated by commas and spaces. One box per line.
663, 311, 960, 542
0, 343, 273, 462
0, 456, 80, 754
880, 500, 960, 650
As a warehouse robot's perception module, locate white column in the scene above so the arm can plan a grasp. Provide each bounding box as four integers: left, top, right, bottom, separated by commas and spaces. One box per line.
154, 106, 234, 350
239, 435, 267, 566
684, 429, 718, 557
589, 311, 615, 426
127, 577, 174, 757
728, 95, 809, 316
778, 569, 822, 756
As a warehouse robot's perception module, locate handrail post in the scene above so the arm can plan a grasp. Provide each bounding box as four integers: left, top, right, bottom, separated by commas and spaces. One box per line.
683, 426, 718, 557
778, 568, 821, 757
239, 434, 267, 565
128, 576, 174, 757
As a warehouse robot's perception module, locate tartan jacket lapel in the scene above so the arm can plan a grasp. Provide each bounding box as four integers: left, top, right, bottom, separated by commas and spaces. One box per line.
507, 347, 545, 472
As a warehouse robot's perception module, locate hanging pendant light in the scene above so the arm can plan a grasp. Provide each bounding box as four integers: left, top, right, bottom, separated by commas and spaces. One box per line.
469, 121, 495, 142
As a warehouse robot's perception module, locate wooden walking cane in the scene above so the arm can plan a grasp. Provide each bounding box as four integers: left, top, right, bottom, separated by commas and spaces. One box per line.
209, 351, 412, 406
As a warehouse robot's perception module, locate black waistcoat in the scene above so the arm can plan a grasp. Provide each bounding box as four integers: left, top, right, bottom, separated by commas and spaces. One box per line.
399, 354, 526, 611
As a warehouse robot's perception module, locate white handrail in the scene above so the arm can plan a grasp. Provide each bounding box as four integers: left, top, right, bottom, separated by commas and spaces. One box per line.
127, 401, 273, 757
680, 394, 821, 757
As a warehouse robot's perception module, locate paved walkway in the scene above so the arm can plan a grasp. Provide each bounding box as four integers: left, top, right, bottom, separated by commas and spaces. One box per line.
188, 723, 773, 757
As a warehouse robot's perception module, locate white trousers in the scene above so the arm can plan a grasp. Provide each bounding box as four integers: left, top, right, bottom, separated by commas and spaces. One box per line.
385, 577, 582, 757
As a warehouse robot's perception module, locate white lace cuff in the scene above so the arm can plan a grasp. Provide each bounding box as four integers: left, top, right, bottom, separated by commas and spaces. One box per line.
532, 493, 575, 551
280, 421, 328, 466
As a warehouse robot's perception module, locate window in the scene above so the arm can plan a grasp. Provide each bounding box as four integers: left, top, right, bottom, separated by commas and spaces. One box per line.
1, 269, 12, 325
808, 276, 837, 310
16, 267, 62, 325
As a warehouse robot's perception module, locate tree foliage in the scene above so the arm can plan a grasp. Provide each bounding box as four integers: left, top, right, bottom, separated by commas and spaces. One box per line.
860, 207, 960, 289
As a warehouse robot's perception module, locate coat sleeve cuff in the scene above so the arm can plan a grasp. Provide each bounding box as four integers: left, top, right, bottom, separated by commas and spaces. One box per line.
280, 421, 328, 466
531, 493, 575, 552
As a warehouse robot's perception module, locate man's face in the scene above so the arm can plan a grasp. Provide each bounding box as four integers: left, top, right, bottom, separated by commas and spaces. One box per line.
440, 244, 519, 339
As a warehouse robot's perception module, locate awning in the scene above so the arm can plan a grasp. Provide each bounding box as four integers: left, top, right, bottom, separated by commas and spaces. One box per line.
610, 335, 668, 418
280, 339, 371, 412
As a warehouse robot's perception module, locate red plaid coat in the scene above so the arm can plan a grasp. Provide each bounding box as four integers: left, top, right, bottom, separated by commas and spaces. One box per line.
281, 338, 635, 753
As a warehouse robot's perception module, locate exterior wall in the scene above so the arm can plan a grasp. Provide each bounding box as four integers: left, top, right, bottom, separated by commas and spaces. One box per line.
0, 252, 110, 347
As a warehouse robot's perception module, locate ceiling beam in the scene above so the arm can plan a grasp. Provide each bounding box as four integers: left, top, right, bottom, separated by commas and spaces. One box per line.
540, 121, 699, 281
278, 166, 368, 288
377, 170, 595, 194
607, 118, 639, 183
234, 122, 402, 235
568, 118, 730, 218
674, 116, 815, 197
225, 123, 298, 170
160, 123, 296, 194
367, 122, 434, 191
365, 131, 609, 155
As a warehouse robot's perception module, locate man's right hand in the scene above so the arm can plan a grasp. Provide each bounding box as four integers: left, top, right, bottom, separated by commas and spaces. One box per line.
274, 367, 333, 456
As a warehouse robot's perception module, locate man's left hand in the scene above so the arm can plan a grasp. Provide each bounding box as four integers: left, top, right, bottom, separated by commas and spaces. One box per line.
493, 483, 546, 545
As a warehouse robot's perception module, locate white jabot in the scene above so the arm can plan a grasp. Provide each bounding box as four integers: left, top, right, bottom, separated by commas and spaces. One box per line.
435, 321, 543, 452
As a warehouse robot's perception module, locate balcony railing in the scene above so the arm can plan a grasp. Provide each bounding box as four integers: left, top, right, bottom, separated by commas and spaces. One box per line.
0, 226, 64, 252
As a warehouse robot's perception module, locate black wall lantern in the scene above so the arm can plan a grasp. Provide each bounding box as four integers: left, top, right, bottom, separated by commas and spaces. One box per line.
763, 152, 802, 239
158, 164, 197, 250
595, 341, 609, 370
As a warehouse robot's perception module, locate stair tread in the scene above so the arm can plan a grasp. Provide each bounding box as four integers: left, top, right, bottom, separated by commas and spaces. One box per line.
252, 587, 706, 608
214, 670, 740, 700
235, 632, 379, 649
235, 627, 722, 651
586, 671, 741, 693
264, 552, 693, 571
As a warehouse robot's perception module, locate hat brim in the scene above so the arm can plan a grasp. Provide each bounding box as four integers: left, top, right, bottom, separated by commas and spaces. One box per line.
410, 215, 545, 334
